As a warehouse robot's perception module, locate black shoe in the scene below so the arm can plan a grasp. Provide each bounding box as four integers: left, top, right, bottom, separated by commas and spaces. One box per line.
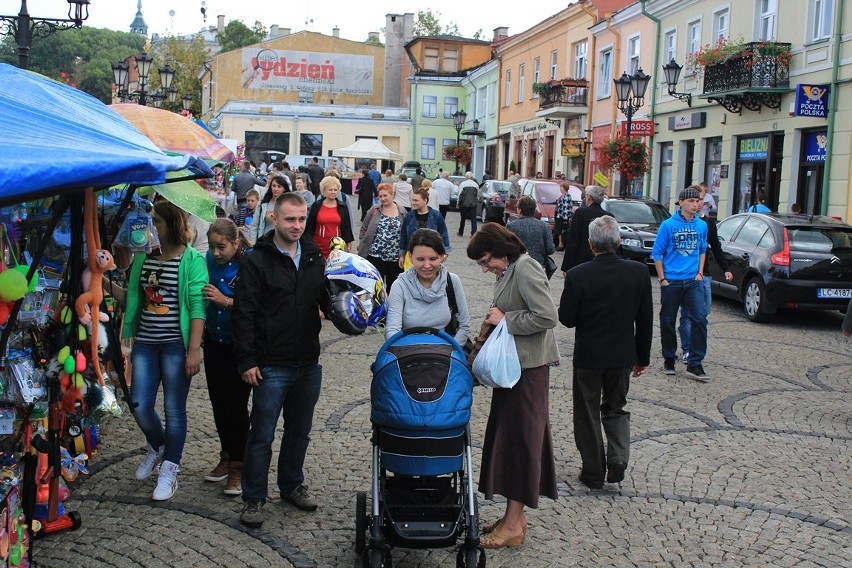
457, 232, 464, 236
282, 485, 318, 511
607, 462, 627, 483
240, 500, 264, 528
578, 473, 604, 490
686, 365, 709, 382
663, 358, 676, 375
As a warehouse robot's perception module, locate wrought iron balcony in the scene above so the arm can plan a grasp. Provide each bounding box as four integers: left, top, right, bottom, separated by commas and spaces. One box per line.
700, 42, 791, 113
537, 79, 588, 116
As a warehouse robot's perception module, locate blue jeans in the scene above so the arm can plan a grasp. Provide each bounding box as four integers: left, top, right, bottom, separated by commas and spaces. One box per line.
660, 279, 707, 366
679, 276, 712, 354
130, 340, 191, 464
242, 364, 322, 503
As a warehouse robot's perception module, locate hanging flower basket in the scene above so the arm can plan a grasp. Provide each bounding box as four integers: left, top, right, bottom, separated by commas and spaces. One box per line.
442, 141, 472, 164
595, 137, 649, 182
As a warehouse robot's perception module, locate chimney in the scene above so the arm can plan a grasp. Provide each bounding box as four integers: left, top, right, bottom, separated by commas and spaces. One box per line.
217, 15, 225, 34
493, 27, 509, 42
270, 24, 279, 37
332, 26, 339, 38
368, 31, 380, 43
281, 27, 291, 36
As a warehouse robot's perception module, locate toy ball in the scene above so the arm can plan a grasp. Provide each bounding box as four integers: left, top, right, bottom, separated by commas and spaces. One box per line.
0, 302, 11, 326
71, 373, 84, 390
75, 352, 87, 372
130, 229, 149, 247
329, 236, 347, 252
0, 269, 28, 302
60, 306, 73, 324
57, 346, 71, 364
13, 265, 38, 293
63, 357, 76, 375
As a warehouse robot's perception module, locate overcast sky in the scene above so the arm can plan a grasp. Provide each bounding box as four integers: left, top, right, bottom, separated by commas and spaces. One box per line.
0, 1, 570, 43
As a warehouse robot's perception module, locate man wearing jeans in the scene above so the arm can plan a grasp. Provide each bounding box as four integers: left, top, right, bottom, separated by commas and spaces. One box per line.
233, 192, 329, 528
652, 187, 709, 381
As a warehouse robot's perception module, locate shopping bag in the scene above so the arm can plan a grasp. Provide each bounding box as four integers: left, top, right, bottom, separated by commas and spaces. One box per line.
545, 256, 557, 280
471, 319, 521, 388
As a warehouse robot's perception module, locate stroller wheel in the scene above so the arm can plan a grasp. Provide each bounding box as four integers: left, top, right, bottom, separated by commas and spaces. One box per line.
457, 545, 485, 568
355, 492, 367, 555
367, 547, 391, 568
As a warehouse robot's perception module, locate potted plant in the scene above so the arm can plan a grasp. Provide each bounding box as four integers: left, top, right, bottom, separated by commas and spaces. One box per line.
532, 80, 558, 97
442, 141, 472, 165
685, 36, 746, 75
595, 137, 650, 182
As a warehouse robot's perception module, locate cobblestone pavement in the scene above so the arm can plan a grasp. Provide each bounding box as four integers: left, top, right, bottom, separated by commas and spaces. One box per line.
33, 227, 851, 567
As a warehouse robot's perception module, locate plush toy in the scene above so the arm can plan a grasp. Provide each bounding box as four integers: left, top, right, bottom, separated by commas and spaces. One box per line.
74, 188, 115, 386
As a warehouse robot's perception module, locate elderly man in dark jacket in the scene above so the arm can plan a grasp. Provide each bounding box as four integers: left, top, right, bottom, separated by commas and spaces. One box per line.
561, 185, 613, 273
558, 215, 652, 489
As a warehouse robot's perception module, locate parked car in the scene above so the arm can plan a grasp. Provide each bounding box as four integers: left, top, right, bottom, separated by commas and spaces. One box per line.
480, 180, 513, 222
707, 212, 852, 322
600, 196, 672, 266
504, 178, 576, 230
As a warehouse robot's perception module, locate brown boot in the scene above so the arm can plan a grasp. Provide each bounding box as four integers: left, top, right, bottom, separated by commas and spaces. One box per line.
204, 451, 229, 482
223, 461, 242, 496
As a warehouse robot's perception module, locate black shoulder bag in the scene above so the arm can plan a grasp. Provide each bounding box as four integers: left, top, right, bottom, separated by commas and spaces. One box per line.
445, 275, 474, 355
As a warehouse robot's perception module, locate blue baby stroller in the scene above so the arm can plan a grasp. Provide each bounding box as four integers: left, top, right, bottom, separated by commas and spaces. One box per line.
355, 328, 484, 568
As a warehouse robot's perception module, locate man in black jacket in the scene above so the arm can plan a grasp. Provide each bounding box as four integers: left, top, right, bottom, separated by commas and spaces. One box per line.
558, 216, 653, 489
306, 157, 325, 197
561, 185, 613, 273
677, 185, 733, 368
233, 192, 329, 528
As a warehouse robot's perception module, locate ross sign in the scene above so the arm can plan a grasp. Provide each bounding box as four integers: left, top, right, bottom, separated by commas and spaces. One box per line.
561, 138, 585, 157
794, 84, 830, 118
620, 120, 655, 137
738, 136, 769, 160
241, 48, 374, 94
804, 131, 828, 162
668, 112, 707, 131
593, 171, 609, 186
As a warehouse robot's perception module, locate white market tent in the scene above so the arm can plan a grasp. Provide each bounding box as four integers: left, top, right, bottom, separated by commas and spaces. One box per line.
332, 139, 402, 161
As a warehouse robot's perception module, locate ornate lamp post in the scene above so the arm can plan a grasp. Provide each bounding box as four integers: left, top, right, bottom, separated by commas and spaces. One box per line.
113, 55, 177, 108
0, 0, 90, 69
661, 59, 692, 106
613, 68, 650, 196
451, 109, 467, 175
181, 94, 193, 113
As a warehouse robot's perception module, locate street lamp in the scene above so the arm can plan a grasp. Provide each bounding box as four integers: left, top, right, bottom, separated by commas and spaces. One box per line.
0, 0, 91, 69
181, 94, 193, 112
613, 68, 651, 196
661, 59, 692, 106
451, 109, 467, 175
113, 54, 177, 107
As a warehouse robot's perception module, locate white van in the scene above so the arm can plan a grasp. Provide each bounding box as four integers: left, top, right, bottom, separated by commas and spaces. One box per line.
285, 155, 354, 174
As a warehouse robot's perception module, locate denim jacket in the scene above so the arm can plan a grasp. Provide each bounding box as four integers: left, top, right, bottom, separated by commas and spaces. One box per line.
399, 208, 451, 253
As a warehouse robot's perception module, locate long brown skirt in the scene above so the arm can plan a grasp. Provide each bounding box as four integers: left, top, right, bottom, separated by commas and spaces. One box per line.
478, 365, 558, 508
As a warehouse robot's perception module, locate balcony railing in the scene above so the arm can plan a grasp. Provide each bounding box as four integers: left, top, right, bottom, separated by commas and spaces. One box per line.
539, 79, 589, 110
700, 42, 791, 113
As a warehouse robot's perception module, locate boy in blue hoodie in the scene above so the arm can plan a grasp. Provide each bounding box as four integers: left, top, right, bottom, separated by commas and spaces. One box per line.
652, 187, 709, 381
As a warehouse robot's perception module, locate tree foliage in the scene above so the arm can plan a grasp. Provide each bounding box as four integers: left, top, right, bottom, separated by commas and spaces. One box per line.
364, 35, 384, 47
412, 10, 472, 38
0, 27, 146, 102
151, 34, 209, 115
216, 20, 267, 53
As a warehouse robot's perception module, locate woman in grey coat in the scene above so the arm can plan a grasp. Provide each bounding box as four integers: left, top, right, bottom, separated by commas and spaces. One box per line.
506, 195, 555, 269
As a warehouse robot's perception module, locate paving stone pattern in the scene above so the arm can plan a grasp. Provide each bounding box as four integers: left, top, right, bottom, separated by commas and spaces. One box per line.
32, 230, 851, 567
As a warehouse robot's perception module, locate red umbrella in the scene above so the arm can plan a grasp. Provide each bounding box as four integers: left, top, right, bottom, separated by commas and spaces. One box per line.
110, 104, 235, 163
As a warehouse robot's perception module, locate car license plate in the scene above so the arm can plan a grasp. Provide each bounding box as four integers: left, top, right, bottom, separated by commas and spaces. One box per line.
817, 288, 852, 298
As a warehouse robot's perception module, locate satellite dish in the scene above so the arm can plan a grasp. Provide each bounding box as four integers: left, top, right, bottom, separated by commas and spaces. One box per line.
201, 0, 206, 5
169, 10, 175, 17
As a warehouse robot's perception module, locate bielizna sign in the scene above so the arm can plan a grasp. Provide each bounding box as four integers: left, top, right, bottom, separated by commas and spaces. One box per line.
738, 137, 768, 160
794, 84, 830, 118
241, 48, 374, 95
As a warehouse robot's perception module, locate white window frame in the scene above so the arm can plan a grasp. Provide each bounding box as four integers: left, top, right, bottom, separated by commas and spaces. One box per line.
809, 0, 834, 42
518, 63, 525, 103
550, 50, 558, 80
443, 96, 458, 119
504, 69, 511, 107
574, 41, 588, 79
442, 138, 456, 151
686, 19, 702, 74
598, 47, 612, 99
532, 58, 541, 97
756, 0, 777, 40
422, 95, 437, 118
713, 7, 730, 42
627, 34, 641, 75
421, 137, 436, 160
664, 29, 677, 65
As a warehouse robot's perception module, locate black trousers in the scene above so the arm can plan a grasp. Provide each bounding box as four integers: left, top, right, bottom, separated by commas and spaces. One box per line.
573, 366, 631, 486
203, 334, 252, 462
368, 256, 403, 292
439, 205, 449, 218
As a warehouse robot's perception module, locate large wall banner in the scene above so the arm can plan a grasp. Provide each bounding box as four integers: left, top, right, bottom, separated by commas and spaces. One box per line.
241, 48, 374, 95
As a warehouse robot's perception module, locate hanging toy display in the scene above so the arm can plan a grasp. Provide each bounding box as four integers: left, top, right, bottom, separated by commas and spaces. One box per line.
324, 237, 387, 335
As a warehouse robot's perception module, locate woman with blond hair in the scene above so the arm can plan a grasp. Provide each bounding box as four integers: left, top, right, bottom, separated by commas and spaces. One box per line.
358, 183, 404, 289
305, 175, 354, 258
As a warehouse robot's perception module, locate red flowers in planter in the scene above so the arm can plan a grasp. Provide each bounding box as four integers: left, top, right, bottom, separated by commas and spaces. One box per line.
596, 137, 649, 182
442, 141, 472, 164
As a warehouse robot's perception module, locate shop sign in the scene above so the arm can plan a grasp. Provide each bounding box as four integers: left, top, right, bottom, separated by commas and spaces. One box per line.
720, 165, 729, 179
241, 48, 375, 94
561, 138, 585, 157
668, 112, 706, 131
738, 136, 768, 160
593, 171, 609, 186
804, 131, 828, 162
794, 84, 830, 118
620, 120, 655, 137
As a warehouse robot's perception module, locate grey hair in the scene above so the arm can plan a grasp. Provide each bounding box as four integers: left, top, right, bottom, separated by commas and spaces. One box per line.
465, 171, 473, 179
585, 185, 605, 204
588, 215, 621, 253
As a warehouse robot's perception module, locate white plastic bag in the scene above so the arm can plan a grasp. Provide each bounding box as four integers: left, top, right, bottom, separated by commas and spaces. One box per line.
472, 319, 521, 388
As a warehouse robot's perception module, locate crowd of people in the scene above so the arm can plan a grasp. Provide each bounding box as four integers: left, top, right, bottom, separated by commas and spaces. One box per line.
113, 162, 845, 554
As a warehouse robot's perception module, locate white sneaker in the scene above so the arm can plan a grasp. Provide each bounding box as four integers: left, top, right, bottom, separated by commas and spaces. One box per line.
135, 444, 164, 480
152, 460, 179, 501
